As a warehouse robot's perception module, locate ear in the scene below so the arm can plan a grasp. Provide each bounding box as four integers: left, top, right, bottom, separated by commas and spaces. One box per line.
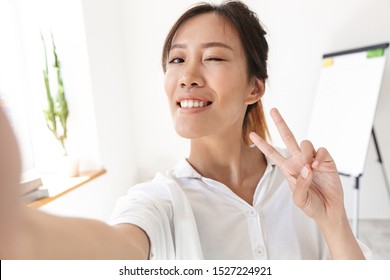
245, 78, 265, 105
245, 77, 265, 105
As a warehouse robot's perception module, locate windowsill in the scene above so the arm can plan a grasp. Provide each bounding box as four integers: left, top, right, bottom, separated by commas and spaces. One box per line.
27, 169, 106, 208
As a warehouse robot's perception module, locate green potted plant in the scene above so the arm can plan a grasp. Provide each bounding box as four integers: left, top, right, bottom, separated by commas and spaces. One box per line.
41, 33, 69, 156
41, 33, 77, 176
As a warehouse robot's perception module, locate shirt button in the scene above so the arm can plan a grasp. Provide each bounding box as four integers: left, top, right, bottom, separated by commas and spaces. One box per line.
255, 247, 265, 256
248, 209, 257, 216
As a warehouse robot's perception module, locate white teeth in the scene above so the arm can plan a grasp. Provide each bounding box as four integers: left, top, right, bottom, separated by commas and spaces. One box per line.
180, 99, 209, 108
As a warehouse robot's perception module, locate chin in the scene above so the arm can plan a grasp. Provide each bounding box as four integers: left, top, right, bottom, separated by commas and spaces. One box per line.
174, 125, 208, 140
175, 129, 199, 140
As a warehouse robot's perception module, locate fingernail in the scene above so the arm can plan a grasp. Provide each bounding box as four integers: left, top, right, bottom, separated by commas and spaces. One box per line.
312, 160, 319, 168
301, 166, 310, 179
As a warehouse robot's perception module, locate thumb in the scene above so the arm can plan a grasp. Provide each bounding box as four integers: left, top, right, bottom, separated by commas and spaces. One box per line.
292, 164, 312, 209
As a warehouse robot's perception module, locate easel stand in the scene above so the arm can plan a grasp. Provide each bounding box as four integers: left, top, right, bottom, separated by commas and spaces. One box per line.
352, 175, 362, 236
340, 128, 390, 237
371, 129, 390, 200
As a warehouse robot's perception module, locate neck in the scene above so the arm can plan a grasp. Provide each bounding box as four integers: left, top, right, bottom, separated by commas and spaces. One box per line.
188, 132, 267, 204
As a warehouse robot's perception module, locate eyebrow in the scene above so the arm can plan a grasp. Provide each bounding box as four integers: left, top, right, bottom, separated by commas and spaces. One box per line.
170, 42, 234, 51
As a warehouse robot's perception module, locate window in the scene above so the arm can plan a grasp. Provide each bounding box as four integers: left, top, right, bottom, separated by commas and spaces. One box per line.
1, 0, 103, 176
0, 0, 34, 172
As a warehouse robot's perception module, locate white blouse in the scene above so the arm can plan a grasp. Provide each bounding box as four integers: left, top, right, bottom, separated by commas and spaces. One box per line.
109, 158, 371, 260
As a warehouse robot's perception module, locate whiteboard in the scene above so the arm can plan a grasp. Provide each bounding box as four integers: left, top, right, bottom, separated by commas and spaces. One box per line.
307, 43, 389, 177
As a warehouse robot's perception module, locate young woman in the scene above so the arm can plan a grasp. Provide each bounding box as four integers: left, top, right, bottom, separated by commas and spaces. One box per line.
0, 0, 369, 259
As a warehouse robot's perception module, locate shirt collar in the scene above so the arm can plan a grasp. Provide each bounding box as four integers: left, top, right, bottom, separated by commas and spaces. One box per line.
173, 159, 203, 179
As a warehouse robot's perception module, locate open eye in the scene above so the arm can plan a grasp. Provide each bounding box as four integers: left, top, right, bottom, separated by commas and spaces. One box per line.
169, 57, 185, 64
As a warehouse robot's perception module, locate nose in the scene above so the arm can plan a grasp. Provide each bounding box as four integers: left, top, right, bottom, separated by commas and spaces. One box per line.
179, 61, 205, 88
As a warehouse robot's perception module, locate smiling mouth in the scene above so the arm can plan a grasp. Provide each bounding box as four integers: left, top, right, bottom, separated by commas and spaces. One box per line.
178, 99, 212, 108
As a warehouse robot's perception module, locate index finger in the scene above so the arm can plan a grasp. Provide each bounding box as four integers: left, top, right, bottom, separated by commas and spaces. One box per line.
270, 108, 300, 154
249, 132, 285, 166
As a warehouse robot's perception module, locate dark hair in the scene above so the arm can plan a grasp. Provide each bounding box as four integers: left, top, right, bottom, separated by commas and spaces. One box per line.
162, 0, 270, 144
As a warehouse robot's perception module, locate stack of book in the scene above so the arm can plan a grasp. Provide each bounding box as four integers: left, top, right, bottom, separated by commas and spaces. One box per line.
20, 175, 49, 203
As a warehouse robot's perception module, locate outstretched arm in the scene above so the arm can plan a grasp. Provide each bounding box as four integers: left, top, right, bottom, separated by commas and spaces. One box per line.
0, 107, 149, 259
13, 210, 150, 259
249, 108, 365, 260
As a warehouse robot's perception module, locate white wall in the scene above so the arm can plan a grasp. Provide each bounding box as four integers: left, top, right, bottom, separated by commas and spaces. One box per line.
17, 0, 390, 221
246, 0, 390, 219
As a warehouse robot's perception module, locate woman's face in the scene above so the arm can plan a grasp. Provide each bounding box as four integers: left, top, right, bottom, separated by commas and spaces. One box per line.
164, 13, 262, 140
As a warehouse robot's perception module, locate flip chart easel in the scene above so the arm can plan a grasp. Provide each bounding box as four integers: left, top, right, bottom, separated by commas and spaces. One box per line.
307, 43, 389, 236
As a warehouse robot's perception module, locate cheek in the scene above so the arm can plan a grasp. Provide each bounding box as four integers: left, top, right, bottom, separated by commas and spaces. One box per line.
164, 69, 180, 97
212, 71, 249, 103
211, 64, 246, 87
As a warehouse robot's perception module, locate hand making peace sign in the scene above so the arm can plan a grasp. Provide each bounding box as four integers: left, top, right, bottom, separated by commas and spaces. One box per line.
250, 108, 346, 224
